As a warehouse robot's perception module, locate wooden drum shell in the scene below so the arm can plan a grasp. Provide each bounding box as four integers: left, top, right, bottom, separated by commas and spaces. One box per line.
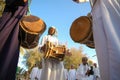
19, 15, 46, 49
70, 16, 95, 48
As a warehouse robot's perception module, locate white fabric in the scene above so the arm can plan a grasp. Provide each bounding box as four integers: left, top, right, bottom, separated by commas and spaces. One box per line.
36, 69, 42, 80
64, 69, 68, 80
30, 67, 39, 80
39, 35, 58, 47
39, 35, 58, 53
38, 35, 66, 80
88, 66, 94, 80
93, 67, 100, 80
92, 0, 120, 80
76, 63, 90, 80
68, 69, 76, 80
89, 75, 94, 80
78, 0, 89, 3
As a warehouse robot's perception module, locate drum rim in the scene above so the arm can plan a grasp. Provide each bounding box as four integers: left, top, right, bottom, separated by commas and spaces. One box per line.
19, 21, 39, 35
86, 42, 95, 48
70, 16, 92, 43
19, 19, 46, 35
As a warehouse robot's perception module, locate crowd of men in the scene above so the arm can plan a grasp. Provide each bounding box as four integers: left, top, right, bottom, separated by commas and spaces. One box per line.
20, 57, 100, 80
65, 57, 100, 80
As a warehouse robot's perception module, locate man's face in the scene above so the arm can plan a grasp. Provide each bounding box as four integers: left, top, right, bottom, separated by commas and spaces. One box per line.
82, 58, 87, 65
48, 28, 55, 35
71, 65, 74, 69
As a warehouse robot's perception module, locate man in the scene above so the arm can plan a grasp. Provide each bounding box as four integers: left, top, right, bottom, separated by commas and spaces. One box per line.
36, 62, 42, 80
76, 57, 90, 80
64, 68, 68, 80
36, 68, 42, 80
0, 0, 28, 80
68, 64, 76, 80
93, 63, 100, 80
73, 0, 120, 80
30, 64, 39, 80
39, 26, 66, 80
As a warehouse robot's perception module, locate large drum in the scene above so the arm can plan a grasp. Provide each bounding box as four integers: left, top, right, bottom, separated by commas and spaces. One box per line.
70, 16, 95, 48
19, 15, 46, 49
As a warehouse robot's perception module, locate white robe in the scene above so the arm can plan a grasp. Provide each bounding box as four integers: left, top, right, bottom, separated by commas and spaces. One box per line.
93, 67, 100, 80
64, 69, 68, 80
76, 64, 90, 80
39, 35, 66, 80
30, 67, 39, 80
68, 69, 76, 80
36, 69, 42, 80
92, 0, 120, 80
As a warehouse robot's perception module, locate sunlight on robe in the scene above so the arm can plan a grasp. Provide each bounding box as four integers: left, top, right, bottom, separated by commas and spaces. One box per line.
73, 0, 89, 3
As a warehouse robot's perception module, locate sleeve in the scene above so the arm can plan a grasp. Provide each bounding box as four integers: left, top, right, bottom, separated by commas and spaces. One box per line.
38, 35, 47, 53
51, 37, 58, 46
64, 69, 68, 79
4, 0, 28, 15
6, 0, 27, 6
95, 68, 100, 78
56, 38, 59, 45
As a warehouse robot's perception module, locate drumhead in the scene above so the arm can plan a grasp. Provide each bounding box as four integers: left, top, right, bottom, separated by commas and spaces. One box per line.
20, 15, 46, 34
70, 16, 92, 43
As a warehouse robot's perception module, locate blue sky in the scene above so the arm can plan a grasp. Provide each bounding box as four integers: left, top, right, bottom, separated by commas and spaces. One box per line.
30, 0, 97, 63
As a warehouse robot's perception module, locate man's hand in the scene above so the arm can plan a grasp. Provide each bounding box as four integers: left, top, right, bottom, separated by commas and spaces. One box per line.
23, 0, 28, 2
65, 49, 72, 56
85, 69, 90, 76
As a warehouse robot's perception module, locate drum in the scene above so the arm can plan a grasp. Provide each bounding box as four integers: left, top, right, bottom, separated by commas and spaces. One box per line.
44, 41, 66, 61
70, 16, 95, 48
19, 15, 46, 49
